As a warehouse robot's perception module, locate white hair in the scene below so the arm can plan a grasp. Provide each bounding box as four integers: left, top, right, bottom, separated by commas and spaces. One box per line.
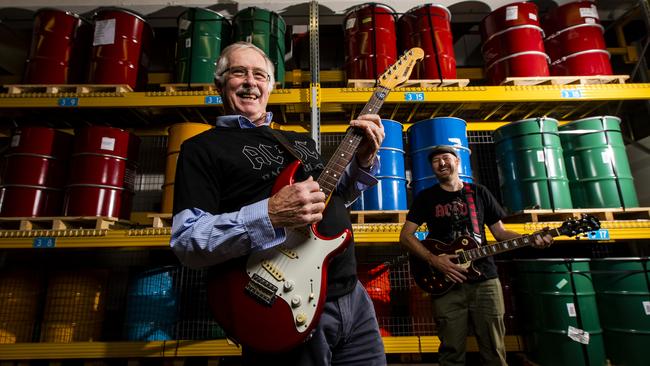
214, 41, 275, 92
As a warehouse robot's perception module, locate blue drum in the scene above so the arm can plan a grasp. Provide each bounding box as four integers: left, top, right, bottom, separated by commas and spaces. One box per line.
407, 117, 473, 197
125, 266, 178, 341
360, 119, 408, 210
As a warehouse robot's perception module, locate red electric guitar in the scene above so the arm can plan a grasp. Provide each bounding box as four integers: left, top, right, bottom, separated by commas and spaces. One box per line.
207, 48, 425, 353
410, 214, 601, 296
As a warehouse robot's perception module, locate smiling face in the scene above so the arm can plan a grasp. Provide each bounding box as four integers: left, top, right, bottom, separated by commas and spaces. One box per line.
431, 152, 461, 183
217, 48, 271, 125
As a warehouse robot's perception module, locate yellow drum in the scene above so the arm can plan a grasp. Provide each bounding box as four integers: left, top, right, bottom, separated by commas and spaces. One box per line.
0, 271, 39, 343
162, 122, 213, 213
40, 271, 106, 342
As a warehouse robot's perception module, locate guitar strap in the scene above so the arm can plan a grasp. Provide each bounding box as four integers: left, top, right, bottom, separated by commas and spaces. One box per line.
463, 182, 482, 245
269, 127, 306, 163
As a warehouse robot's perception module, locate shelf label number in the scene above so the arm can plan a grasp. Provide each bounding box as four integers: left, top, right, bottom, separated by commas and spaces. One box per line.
33, 237, 56, 248
586, 229, 609, 240
561, 89, 583, 99
58, 97, 79, 107
205, 96, 222, 105
405, 92, 425, 102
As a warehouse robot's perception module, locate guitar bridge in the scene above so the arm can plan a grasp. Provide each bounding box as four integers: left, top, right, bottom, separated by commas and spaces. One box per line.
245, 273, 278, 307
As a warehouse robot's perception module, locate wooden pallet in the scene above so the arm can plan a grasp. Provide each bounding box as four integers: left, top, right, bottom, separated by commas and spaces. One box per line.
350, 210, 407, 224
502, 74, 629, 86
346, 79, 469, 88
4, 84, 132, 94
0, 216, 129, 230
148, 213, 173, 228
504, 207, 650, 223
160, 83, 217, 92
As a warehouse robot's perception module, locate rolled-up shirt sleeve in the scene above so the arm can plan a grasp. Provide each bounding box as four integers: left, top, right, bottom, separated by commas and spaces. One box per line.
337, 154, 380, 206
170, 199, 286, 269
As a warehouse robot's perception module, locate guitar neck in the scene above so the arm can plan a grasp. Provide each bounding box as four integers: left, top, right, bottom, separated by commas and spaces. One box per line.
316, 85, 391, 197
462, 228, 561, 261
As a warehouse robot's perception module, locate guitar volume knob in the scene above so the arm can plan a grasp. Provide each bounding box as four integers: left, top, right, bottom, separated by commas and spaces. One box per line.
291, 295, 302, 307
296, 313, 307, 325
283, 280, 294, 291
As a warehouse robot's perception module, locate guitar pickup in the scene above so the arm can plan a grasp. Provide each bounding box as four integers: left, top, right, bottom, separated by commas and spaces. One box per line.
277, 247, 298, 259
261, 259, 285, 281
245, 273, 278, 306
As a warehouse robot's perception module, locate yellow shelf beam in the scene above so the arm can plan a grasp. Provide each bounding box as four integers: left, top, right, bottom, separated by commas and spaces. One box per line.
1, 84, 649, 109
0, 336, 525, 359
0, 221, 647, 248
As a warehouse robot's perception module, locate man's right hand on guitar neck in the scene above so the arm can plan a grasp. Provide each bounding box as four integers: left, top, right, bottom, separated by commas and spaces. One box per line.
269, 176, 327, 228
429, 253, 468, 283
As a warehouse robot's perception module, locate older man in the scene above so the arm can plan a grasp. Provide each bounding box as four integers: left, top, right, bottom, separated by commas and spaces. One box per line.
170, 42, 387, 365
399, 145, 552, 366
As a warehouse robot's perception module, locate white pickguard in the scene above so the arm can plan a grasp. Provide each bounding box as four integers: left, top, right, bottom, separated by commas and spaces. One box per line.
245, 226, 348, 333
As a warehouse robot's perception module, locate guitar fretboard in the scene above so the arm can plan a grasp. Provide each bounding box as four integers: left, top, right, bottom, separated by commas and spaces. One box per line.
460, 228, 561, 263
316, 86, 391, 197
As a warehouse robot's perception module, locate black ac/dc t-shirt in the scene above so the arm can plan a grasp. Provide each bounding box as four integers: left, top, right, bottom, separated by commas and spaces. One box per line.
406, 183, 507, 281
173, 125, 357, 298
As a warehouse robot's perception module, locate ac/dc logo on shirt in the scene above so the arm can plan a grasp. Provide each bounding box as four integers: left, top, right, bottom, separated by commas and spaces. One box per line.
434, 198, 468, 218
242, 141, 324, 181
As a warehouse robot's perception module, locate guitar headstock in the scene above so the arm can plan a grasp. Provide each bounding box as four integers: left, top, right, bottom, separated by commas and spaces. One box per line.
557, 214, 601, 237
377, 47, 425, 90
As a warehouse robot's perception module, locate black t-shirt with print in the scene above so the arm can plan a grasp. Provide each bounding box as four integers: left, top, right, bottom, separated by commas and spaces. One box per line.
173, 125, 357, 298
406, 183, 507, 281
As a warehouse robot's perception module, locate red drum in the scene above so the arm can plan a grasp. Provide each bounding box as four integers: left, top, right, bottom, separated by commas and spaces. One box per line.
397, 4, 456, 79
0, 127, 73, 217
486, 51, 550, 85
358, 263, 391, 336
480, 2, 541, 42
542, 1, 600, 37
480, 2, 548, 85
544, 24, 605, 62
87, 8, 153, 90
64, 126, 140, 219
344, 3, 397, 80
482, 25, 544, 67
550, 49, 612, 76
24, 8, 92, 84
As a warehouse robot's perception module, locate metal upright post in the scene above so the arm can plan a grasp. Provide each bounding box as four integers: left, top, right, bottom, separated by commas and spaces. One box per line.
309, 0, 321, 152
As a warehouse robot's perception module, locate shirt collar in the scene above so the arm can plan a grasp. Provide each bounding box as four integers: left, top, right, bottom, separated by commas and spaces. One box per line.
215, 112, 273, 129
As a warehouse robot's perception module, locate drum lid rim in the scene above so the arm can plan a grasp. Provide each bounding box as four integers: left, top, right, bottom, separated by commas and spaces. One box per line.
401, 4, 452, 21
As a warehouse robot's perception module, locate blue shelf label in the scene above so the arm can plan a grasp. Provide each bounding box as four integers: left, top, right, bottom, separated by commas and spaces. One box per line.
204, 96, 222, 105
414, 231, 428, 241
586, 229, 609, 241
33, 237, 56, 248
58, 97, 79, 107
404, 92, 425, 102
561, 89, 583, 99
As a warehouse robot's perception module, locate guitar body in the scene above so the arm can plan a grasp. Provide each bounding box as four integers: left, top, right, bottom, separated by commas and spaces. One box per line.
410, 235, 483, 296
207, 160, 352, 353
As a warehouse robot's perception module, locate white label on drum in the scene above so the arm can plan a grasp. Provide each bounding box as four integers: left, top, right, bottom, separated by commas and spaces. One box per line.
185, 38, 191, 48
505, 6, 519, 21
585, 18, 596, 24
179, 19, 191, 31
245, 35, 253, 43
567, 303, 576, 317
345, 17, 356, 30
10, 134, 20, 147
537, 150, 545, 162
528, 13, 537, 21
580, 7, 599, 19
93, 18, 116, 46
601, 151, 611, 164
643, 301, 650, 315
556, 278, 568, 289
448, 137, 462, 146
101, 137, 116, 151
568, 326, 590, 344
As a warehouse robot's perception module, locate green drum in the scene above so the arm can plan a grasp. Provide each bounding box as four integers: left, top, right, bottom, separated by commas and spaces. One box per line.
494, 117, 573, 212
515, 259, 606, 366
591, 258, 650, 366
233, 7, 286, 84
559, 116, 638, 208
175, 8, 231, 84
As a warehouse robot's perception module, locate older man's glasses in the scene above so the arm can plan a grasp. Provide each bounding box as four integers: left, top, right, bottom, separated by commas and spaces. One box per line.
224, 66, 270, 82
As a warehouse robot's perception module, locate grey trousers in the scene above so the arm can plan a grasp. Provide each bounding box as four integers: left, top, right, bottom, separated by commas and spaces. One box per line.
242, 280, 387, 366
